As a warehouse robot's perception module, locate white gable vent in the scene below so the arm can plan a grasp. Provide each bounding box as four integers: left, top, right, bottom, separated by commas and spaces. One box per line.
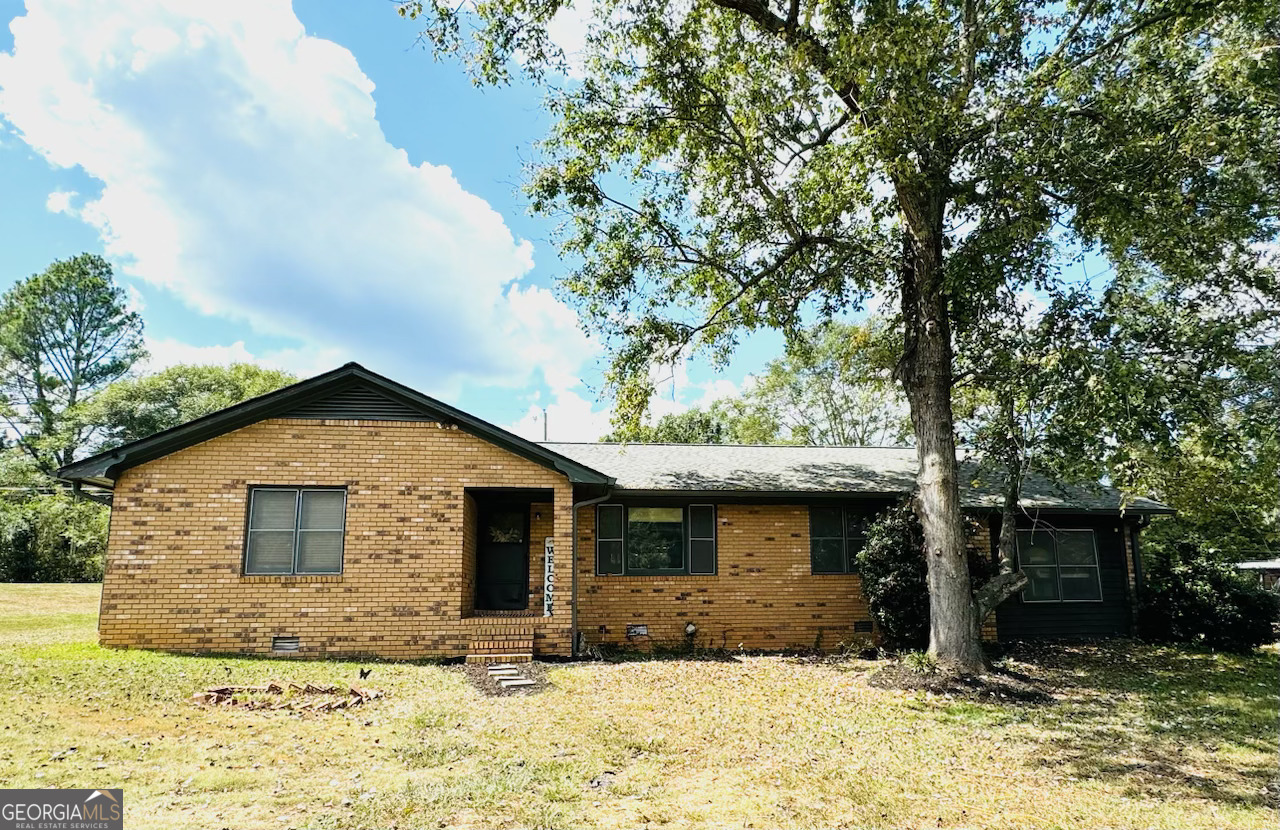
272, 635, 300, 653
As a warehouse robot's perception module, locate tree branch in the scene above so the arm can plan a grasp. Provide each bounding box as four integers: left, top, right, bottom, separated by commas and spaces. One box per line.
708, 0, 869, 122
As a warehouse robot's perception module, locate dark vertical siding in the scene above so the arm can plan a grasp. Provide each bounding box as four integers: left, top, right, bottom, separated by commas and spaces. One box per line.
994, 514, 1135, 641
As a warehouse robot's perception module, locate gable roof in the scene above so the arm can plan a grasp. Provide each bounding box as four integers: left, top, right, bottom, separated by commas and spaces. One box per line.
541, 442, 1172, 515
57, 363, 613, 488
56, 362, 1170, 515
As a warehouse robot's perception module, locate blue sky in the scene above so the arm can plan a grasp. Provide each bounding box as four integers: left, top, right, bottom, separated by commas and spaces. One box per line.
0, 0, 781, 440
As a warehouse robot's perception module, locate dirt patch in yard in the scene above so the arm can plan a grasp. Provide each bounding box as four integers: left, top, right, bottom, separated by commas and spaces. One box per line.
458, 661, 551, 696
868, 662, 1055, 703
191, 681, 388, 712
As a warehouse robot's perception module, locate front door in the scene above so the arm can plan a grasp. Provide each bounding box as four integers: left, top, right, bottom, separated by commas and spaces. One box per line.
476, 505, 529, 611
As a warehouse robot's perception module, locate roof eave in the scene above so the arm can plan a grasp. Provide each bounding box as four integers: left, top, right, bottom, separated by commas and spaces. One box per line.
599, 487, 1173, 514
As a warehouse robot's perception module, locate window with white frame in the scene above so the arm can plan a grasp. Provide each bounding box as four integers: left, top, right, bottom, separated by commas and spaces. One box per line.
1016, 528, 1102, 602
244, 488, 347, 575
595, 504, 717, 575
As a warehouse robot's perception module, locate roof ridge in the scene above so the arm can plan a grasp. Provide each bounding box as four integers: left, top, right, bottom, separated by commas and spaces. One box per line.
540, 441, 919, 450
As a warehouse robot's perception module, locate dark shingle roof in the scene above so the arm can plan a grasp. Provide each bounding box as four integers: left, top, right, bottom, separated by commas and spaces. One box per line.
541, 443, 1171, 514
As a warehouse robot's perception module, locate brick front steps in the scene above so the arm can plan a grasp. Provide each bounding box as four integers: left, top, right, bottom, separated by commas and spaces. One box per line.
464, 616, 535, 664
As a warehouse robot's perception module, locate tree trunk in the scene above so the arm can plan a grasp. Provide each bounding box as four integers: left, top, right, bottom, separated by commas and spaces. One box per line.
973, 433, 1029, 623
895, 211, 987, 675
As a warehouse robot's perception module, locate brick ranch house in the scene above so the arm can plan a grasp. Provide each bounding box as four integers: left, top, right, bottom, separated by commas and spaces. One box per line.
58, 363, 1170, 662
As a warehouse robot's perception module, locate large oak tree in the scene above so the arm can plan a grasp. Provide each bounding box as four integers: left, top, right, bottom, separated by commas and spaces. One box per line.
401, 0, 1278, 671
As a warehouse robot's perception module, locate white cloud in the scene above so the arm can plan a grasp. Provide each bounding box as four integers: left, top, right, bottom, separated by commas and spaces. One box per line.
141, 336, 345, 380
44, 188, 77, 214
141, 337, 257, 370
1014, 288, 1049, 325
123, 283, 146, 314
545, 2, 595, 79
502, 360, 746, 443
0, 0, 598, 402
505, 387, 612, 442
634, 360, 744, 425
695, 377, 741, 406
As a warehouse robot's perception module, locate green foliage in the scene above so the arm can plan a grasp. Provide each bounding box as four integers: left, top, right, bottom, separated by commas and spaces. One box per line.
857, 504, 930, 650
731, 318, 909, 446
1139, 540, 1279, 653
604, 318, 908, 446
602, 407, 733, 443
0, 362, 300, 583
0, 256, 298, 582
400, 0, 1277, 431
1139, 426, 1278, 561
0, 253, 145, 473
855, 503, 995, 650
0, 449, 106, 583
0, 485, 107, 583
1023, 273, 1276, 524
83, 363, 297, 449
1109, 300, 1278, 560
902, 651, 938, 675
0, 253, 148, 582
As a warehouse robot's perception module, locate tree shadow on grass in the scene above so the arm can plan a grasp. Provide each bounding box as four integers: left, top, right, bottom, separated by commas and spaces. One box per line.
1005, 640, 1279, 811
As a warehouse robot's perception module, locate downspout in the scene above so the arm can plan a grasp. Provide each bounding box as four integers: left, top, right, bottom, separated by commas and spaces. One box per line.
570, 488, 613, 658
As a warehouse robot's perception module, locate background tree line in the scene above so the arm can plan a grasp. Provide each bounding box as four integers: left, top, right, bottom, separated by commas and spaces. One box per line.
0, 254, 294, 582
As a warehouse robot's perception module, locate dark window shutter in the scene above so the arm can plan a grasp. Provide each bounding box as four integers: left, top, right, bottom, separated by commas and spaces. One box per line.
688, 505, 716, 574
596, 505, 625, 575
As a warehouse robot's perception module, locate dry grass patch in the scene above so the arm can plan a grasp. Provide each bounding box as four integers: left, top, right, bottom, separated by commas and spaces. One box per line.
0, 582, 100, 646
0, 584, 1274, 829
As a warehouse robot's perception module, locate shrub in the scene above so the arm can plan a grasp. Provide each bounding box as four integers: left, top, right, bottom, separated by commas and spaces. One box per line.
0, 492, 108, 582
903, 650, 937, 675
855, 502, 995, 651
1139, 540, 1279, 652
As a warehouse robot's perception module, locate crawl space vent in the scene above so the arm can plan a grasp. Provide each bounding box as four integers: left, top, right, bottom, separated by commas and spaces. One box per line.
853, 621, 874, 634
272, 635, 300, 653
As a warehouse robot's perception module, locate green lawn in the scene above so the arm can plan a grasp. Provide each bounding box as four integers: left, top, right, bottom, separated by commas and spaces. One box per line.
0, 584, 1275, 829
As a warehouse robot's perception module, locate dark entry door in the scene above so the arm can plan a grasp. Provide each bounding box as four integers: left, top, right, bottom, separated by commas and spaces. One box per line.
476, 506, 529, 611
